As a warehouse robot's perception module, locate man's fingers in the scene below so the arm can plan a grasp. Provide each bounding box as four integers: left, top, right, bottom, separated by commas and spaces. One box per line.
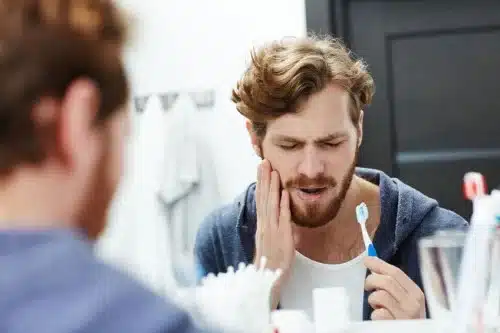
255, 161, 267, 257
268, 170, 280, 227
260, 160, 271, 219
277, 189, 294, 266
279, 189, 291, 224
279, 190, 293, 245
365, 273, 407, 304
368, 290, 404, 319
365, 259, 426, 319
364, 256, 420, 295
371, 308, 394, 321
256, 162, 262, 219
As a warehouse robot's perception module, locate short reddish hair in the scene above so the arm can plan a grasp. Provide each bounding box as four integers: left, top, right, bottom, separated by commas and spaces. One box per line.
0, 0, 130, 175
232, 35, 375, 137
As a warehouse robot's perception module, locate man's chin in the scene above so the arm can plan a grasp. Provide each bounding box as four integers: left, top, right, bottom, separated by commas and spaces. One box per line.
291, 210, 334, 228
290, 201, 341, 228
291, 217, 331, 229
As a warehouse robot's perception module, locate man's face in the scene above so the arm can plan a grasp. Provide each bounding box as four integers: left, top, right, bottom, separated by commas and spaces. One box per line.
77, 110, 128, 239
257, 84, 361, 228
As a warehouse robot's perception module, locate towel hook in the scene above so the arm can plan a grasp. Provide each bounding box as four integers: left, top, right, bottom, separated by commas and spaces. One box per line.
189, 90, 215, 109
133, 95, 151, 113
158, 92, 179, 112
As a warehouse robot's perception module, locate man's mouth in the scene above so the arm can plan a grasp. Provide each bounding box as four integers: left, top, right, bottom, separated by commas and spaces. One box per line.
296, 187, 328, 201
299, 187, 327, 194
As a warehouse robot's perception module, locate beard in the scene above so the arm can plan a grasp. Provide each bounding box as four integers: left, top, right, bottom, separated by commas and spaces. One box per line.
76, 134, 119, 240
286, 148, 358, 228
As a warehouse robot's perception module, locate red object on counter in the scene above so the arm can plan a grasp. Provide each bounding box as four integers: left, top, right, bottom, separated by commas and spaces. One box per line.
463, 172, 487, 200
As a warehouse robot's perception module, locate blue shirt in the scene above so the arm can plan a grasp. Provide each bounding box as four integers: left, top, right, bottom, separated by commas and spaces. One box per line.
0, 229, 207, 333
194, 168, 468, 320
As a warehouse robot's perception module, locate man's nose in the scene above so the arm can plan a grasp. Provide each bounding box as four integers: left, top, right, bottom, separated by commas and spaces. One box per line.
297, 147, 325, 178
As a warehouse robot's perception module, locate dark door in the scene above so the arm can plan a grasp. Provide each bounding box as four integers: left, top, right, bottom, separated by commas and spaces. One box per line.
306, 0, 500, 218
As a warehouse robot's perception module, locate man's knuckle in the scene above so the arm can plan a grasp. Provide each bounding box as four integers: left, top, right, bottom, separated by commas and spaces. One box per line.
380, 275, 393, 289
364, 274, 373, 287
416, 290, 425, 303
371, 308, 390, 321
369, 290, 385, 304
407, 302, 420, 318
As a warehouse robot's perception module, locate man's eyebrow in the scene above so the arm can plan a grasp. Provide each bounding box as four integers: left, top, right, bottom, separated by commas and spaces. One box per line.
271, 132, 348, 143
272, 135, 303, 143
313, 132, 348, 143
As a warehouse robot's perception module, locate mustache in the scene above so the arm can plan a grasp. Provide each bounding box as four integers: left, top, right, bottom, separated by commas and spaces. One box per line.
285, 174, 337, 189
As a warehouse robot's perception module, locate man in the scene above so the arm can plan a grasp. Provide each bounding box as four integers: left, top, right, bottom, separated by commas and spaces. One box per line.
194, 35, 468, 321
0, 1, 207, 332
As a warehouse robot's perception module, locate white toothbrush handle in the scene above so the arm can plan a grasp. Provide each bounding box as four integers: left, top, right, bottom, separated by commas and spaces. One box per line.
360, 223, 371, 248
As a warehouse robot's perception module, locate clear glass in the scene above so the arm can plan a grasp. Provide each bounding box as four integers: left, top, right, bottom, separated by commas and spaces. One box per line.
419, 228, 500, 332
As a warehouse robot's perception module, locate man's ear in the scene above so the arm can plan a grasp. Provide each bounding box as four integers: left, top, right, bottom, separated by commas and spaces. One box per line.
57, 78, 101, 168
357, 110, 364, 148
245, 120, 263, 158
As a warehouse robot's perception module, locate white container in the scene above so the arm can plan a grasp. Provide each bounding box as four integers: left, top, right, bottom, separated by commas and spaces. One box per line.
313, 287, 350, 333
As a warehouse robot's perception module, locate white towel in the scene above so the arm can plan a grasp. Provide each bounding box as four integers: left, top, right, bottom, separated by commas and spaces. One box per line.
158, 93, 221, 257
97, 95, 175, 296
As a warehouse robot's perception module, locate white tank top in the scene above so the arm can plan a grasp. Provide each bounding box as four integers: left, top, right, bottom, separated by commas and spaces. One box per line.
280, 250, 367, 322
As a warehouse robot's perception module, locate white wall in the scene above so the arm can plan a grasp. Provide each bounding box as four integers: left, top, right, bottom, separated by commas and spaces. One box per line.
98, 0, 307, 293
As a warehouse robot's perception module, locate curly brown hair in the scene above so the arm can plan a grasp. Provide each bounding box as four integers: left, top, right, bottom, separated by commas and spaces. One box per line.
231, 35, 375, 138
0, 0, 130, 175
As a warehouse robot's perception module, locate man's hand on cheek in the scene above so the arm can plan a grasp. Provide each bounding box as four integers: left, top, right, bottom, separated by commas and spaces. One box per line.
254, 159, 295, 309
364, 256, 426, 320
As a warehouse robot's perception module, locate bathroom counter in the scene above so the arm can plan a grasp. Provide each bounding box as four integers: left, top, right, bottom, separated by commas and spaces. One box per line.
348, 319, 443, 333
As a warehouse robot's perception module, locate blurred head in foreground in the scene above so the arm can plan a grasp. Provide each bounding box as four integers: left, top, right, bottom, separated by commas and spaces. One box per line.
0, 0, 130, 239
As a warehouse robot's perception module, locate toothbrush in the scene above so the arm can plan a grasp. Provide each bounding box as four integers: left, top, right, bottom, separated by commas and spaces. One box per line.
452, 172, 494, 333
485, 215, 500, 328
485, 191, 500, 328
356, 202, 377, 257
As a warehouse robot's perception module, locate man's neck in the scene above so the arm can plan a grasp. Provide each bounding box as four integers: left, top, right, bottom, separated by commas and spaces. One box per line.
0, 169, 74, 230
293, 175, 381, 264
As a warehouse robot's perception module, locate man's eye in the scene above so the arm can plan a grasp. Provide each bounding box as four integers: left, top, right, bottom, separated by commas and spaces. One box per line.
279, 144, 298, 150
322, 141, 343, 148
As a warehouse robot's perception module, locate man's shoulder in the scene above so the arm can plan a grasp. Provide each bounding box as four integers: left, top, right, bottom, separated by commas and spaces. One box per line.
390, 176, 469, 238
197, 183, 256, 236
200, 201, 240, 231
74, 256, 212, 333
389, 175, 469, 233
417, 205, 468, 236
1, 238, 203, 333
359, 167, 468, 242
94, 263, 201, 332
194, 183, 256, 275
